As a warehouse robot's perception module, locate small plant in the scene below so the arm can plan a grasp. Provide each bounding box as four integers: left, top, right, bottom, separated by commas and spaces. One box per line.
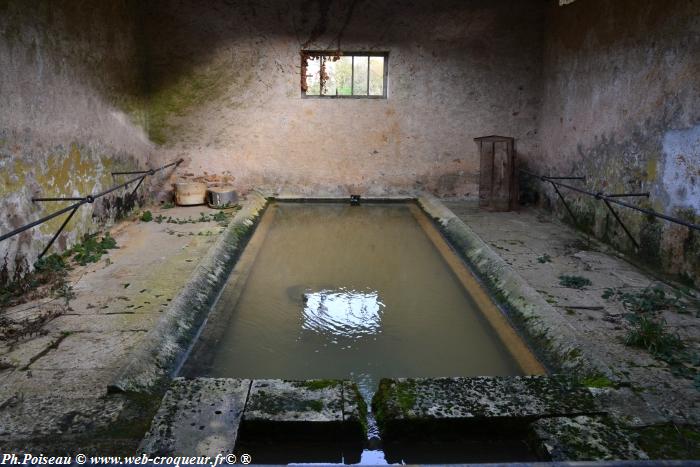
559, 275, 592, 289
602, 288, 615, 299
537, 254, 552, 264
163, 209, 236, 226
1, 254, 71, 309
619, 287, 674, 314
70, 232, 118, 266
35, 254, 68, 274
161, 201, 175, 209
625, 314, 683, 358
604, 286, 691, 315
140, 210, 153, 222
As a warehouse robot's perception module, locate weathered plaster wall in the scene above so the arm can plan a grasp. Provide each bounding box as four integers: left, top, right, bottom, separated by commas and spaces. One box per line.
533, 0, 700, 285
0, 1, 154, 276
143, 0, 544, 198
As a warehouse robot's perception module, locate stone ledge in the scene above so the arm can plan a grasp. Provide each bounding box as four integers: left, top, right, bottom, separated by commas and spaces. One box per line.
140, 378, 367, 456
372, 376, 600, 438
139, 378, 250, 456
532, 415, 649, 461
417, 193, 600, 375
241, 379, 366, 440
108, 193, 268, 394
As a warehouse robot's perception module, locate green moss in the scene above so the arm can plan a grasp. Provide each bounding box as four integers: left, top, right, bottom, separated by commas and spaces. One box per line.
308, 400, 324, 412
395, 381, 417, 414
250, 391, 325, 415
635, 424, 700, 459
294, 379, 340, 391
372, 379, 418, 433
580, 375, 615, 388
348, 383, 369, 436
146, 66, 238, 145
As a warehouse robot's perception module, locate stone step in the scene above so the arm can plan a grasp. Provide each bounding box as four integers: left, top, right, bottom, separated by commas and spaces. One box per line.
372, 375, 601, 438
140, 378, 250, 456
531, 415, 649, 461
140, 378, 367, 457
241, 379, 366, 439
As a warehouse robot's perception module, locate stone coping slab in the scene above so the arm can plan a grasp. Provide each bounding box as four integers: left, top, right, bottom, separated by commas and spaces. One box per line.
372, 376, 601, 437
140, 378, 367, 456
418, 193, 597, 375
241, 379, 367, 440
244, 379, 344, 423
532, 415, 649, 461
140, 378, 250, 456
109, 193, 268, 394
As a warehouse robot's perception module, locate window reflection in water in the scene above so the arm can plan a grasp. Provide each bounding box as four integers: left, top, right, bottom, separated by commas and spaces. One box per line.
302, 288, 384, 340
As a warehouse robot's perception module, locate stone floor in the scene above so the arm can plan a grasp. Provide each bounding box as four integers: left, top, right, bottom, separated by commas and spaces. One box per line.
0, 202, 247, 452
445, 201, 700, 427
0, 198, 698, 456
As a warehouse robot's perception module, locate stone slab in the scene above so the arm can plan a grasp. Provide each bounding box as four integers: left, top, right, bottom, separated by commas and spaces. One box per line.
0, 394, 126, 439
0, 334, 63, 370
110, 193, 268, 394
419, 194, 595, 374
241, 379, 367, 443
375, 376, 597, 421
28, 331, 146, 370
531, 415, 649, 461
244, 379, 344, 423
372, 376, 600, 439
139, 377, 251, 456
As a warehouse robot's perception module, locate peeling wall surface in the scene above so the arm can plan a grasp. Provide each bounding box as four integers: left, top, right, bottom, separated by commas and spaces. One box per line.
143, 0, 544, 198
0, 1, 153, 273
534, 0, 700, 284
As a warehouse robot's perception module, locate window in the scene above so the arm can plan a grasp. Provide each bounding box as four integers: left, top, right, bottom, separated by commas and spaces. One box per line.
301, 51, 388, 98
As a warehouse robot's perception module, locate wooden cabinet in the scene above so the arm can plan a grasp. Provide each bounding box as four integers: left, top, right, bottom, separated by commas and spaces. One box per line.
474, 135, 515, 211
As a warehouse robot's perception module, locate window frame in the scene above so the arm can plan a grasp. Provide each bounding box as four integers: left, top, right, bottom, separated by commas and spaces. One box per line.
301, 51, 389, 99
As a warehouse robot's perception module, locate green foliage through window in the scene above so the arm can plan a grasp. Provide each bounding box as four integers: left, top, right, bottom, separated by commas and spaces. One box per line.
302, 52, 387, 98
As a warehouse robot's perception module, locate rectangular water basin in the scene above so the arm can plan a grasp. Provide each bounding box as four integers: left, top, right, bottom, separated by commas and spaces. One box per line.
181, 201, 543, 397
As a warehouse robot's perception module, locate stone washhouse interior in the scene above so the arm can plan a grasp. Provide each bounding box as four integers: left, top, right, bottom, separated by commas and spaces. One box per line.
1, 0, 699, 465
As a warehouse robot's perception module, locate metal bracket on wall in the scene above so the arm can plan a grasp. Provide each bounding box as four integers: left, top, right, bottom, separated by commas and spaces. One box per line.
1, 159, 183, 258
521, 169, 700, 250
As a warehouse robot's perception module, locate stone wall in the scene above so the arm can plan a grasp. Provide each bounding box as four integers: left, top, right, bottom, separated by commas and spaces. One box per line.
142, 0, 544, 198
532, 0, 700, 285
0, 0, 154, 276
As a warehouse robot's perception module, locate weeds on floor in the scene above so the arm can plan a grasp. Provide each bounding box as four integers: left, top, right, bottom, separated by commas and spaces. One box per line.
140, 210, 153, 222
537, 254, 552, 264
0, 254, 70, 309
1, 231, 118, 342
559, 275, 592, 289
625, 314, 683, 356
603, 286, 696, 316
155, 207, 239, 227
71, 232, 118, 265
604, 285, 700, 390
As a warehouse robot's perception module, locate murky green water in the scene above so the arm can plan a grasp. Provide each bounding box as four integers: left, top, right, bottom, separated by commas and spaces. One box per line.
185, 202, 521, 393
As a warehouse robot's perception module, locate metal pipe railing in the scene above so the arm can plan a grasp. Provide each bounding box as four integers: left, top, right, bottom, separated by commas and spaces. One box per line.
520, 169, 700, 249
0, 159, 183, 258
